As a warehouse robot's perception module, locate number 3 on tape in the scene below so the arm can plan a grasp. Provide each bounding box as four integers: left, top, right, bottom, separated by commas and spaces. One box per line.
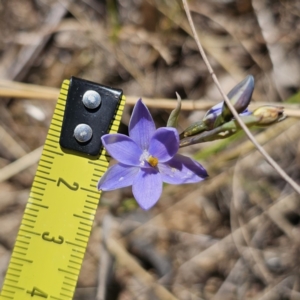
0, 77, 126, 300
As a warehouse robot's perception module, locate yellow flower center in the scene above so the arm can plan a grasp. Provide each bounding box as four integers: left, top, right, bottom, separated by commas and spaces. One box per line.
147, 155, 158, 167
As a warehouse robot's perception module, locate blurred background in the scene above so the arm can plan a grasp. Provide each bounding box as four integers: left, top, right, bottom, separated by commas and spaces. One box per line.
0, 0, 300, 299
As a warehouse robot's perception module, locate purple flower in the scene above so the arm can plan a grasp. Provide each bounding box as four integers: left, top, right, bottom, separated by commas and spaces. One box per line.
98, 99, 208, 210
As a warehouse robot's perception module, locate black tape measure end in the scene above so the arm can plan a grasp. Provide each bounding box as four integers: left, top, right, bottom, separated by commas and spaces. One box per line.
59, 77, 123, 156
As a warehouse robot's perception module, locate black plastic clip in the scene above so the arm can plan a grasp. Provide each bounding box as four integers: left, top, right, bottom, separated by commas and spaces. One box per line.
59, 77, 123, 156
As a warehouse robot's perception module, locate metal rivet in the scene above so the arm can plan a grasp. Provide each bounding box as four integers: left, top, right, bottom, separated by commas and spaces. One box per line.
82, 90, 101, 109
74, 124, 93, 143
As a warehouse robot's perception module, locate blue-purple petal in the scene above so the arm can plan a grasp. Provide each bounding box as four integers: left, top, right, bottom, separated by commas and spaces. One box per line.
205, 100, 250, 119
102, 134, 142, 166
129, 99, 156, 150
240, 108, 251, 116
205, 102, 223, 117
97, 163, 139, 191
148, 127, 179, 162
132, 168, 162, 210
158, 154, 208, 184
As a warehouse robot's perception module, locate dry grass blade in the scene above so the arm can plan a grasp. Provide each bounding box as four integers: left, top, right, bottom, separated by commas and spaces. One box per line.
0, 146, 42, 183
150, 0, 246, 82
96, 214, 114, 300
232, 162, 273, 285
106, 234, 179, 300
182, 0, 300, 196
1, 80, 300, 116
3, 2, 71, 81
0, 125, 27, 158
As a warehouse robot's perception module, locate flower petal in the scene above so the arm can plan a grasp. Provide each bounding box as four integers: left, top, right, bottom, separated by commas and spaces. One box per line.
129, 99, 156, 150
240, 108, 251, 116
132, 168, 162, 210
205, 102, 223, 117
205, 93, 251, 120
102, 134, 142, 166
97, 163, 139, 191
159, 154, 208, 184
148, 127, 179, 162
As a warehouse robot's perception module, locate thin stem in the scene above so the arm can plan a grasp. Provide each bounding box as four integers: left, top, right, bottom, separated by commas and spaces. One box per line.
182, 0, 300, 195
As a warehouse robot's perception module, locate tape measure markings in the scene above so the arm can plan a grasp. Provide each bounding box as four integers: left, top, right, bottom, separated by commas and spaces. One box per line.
54, 109, 65, 115
92, 170, 106, 177
38, 165, 51, 170
27, 203, 48, 209
47, 132, 60, 138
83, 204, 96, 210
86, 194, 99, 199
46, 139, 58, 145
27, 203, 45, 210
82, 205, 96, 212
45, 141, 58, 148
36, 170, 49, 175
30, 189, 44, 195
33, 178, 48, 185
55, 105, 65, 111
88, 161, 109, 167
35, 175, 56, 182
48, 128, 60, 134
1, 79, 125, 300
33, 183, 46, 188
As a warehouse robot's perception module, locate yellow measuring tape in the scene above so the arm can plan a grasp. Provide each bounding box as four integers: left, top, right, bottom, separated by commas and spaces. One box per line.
0, 78, 125, 300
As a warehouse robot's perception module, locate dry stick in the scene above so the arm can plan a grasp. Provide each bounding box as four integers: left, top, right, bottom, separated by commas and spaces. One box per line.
151, 0, 246, 82
182, 0, 300, 196
106, 235, 179, 300
173, 193, 296, 288
59, 0, 151, 94
0, 146, 43, 183
0, 125, 27, 158
1, 83, 300, 117
213, 259, 246, 300
256, 276, 295, 300
188, 4, 280, 102
267, 194, 300, 242
231, 163, 273, 285
0, 3, 70, 183
96, 215, 114, 300
5, 2, 70, 81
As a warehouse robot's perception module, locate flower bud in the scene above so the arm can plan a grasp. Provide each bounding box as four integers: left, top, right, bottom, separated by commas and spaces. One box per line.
179, 121, 208, 139
180, 75, 255, 139
222, 75, 254, 122
252, 106, 285, 125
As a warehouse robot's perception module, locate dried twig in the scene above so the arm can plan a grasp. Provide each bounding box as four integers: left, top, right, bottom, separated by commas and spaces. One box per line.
231, 162, 273, 285
96, 214, 114, 300
1, 80, 300, 117
106, 233, 179, 300
2, 2, 71, 81
0, 146, 42, 183
0, 125, 27, 158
